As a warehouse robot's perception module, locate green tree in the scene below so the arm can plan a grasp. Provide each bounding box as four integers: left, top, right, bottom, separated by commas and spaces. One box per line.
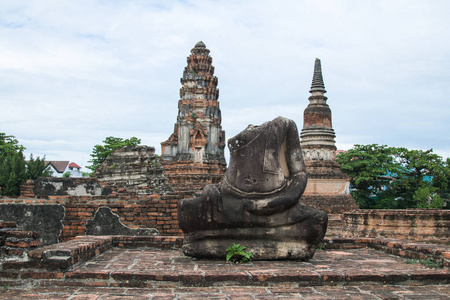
82, 171, 91, 177
0, 133, 51, 196
336, 144, 400, 208
0, 133, 24, 157
413, 186, 444, 209
87, 136, 141, 172
337, 144, 448, 209
27, 154, 52, 179
438, 158, 450, 203
0, 150, 27, 196
392, 148, 448, 208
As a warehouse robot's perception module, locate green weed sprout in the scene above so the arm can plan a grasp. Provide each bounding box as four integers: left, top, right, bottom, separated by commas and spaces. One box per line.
226, 244, 254, 263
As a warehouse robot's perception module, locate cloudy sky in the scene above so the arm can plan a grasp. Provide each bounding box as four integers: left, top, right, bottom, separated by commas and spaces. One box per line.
1, 0, 449, 170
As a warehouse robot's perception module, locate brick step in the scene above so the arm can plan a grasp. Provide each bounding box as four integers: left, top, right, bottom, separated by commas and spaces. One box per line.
3, 235, 183, 271
54, 267, 450, 287
3, 252, 448, 288
1, 229, 40, 239
1, 226, 41, 258
3, 259, 449, 289
327, 214, 343, 221
1, 236, 449, 288
0, 221, 17, 229
325, 214, 345, 238
327, 219, 344, 227
4, 239, 41, 248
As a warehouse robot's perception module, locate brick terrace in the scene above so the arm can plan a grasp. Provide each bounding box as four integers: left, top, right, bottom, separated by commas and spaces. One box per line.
1, 236, 449, 299
48, 247, 450, 285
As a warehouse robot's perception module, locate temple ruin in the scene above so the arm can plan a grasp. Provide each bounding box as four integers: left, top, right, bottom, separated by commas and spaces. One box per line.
161, 41, 227, 193
93, 145, 171, 195
0, 43, 449, 294
300, 58, 359, 214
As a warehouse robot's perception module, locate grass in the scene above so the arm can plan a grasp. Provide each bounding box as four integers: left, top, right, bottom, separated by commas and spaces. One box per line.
404, 258, 441, 268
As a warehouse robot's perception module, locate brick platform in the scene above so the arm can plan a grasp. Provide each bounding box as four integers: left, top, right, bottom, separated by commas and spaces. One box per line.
48, 247, 450, 286
0, 236, 449, 299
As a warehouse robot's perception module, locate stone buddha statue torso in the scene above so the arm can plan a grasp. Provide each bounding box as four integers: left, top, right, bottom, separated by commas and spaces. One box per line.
177, 116, 328, 260
224, 121, 288, 197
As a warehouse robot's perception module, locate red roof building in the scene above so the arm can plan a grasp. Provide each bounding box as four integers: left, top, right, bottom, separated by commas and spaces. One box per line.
45, 161, 84, 177
68, 162, 81, 169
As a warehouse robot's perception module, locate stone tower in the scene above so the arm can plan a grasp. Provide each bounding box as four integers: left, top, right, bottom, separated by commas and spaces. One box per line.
301, 58, 336, 160
300, 58, 358, 214
161, 41, 227, 193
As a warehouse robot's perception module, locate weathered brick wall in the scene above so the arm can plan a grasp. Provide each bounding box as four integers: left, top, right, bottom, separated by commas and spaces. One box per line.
0, 221, 41, 260
302, 161, 359, 214
342, 209, 450, 244
302, 195, 358, 214
60, 193, 183, 241
0, 193, 184, 243
161, 160, 225, 195
25, 177, 108, 198
304, 177, 350, 196
4, 179, 450, 247
0, 203, 65, 245
93, 145, 172, 195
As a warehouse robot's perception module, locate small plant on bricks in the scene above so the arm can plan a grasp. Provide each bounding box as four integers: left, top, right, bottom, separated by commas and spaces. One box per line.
226, 244, 254, 263
405, 258, 441, 268
316, 242, 326, 251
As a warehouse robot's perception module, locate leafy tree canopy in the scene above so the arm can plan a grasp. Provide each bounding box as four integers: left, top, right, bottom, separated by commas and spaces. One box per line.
0, 133, 24, 157
337, 144, 449, 209
0, 133, 51, 196
87, 136, 141, 172
27, 154, 53, 179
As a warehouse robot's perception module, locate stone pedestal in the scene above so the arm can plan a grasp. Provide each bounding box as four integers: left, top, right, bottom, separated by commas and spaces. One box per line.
181, 201, 328, 260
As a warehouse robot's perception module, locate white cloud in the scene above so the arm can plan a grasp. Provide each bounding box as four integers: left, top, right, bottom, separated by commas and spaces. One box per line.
0, 0, 449, 171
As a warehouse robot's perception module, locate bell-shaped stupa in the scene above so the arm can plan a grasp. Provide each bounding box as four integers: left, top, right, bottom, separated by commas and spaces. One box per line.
300, 58, 358, 215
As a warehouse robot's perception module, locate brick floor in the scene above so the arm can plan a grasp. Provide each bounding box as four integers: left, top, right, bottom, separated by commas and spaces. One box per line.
1, 284, 450, 299
58, 248, 450, 285
1, 247, 450, 299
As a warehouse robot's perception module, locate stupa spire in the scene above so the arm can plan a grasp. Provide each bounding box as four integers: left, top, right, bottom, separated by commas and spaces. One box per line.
310, 58, 326, 93
299, 58, 359, 214
300, 58, 336, 157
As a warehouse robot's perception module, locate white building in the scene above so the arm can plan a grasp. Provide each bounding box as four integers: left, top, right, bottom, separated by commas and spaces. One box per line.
45, 161, 84, 177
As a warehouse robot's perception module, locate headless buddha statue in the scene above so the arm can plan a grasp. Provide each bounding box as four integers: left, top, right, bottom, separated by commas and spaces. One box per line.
178, 116, 328, 260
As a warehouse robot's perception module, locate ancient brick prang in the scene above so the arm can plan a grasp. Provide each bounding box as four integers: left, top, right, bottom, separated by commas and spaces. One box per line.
161, 41, 226, 193
300, 58, 358, 214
